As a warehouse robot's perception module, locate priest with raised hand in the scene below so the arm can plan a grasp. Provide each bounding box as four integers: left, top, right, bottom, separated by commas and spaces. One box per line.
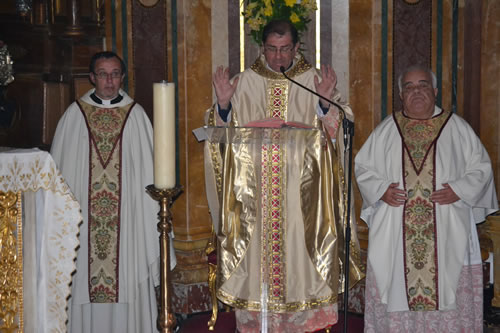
355, 65, 498, 332
204, 19, 363, 332
51, 51, 176, 333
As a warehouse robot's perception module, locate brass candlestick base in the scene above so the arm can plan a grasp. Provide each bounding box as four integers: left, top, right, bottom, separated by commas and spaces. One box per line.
146, 184, 183, 333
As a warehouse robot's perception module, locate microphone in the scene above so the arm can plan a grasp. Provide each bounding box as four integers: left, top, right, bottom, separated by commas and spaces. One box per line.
279, 66, 345, 113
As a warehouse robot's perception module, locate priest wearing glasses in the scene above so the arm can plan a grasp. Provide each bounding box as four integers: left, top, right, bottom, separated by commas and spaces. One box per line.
204, 19, 363, 332
51, 51, 176, 333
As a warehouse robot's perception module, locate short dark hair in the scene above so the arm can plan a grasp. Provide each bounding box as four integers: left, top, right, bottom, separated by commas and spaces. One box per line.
262, 20, 298, 46
89, 51, 126, 74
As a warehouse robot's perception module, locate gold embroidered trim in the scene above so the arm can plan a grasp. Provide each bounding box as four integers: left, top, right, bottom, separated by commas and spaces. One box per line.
267, 80, 289, 120
267, 141, 286, 302
16, 191, 23, 332
394, 111, 452, 311
217, 288, 337, 313
251, 54, 312, 80
403, 147, 438, 310
394, 110, 451, 173
78, 101, 133, 167
0, 153, 70, 197
207, 107, 223, 196
79, 101, 133, 303
259, 79, 288, 303
260, 144, 270, 300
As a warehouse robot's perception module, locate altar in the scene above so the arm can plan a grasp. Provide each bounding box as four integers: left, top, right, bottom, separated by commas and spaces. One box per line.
0, 148, 81, 332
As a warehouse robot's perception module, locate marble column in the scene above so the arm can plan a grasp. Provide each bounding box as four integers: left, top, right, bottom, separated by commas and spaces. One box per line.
480, 0, 500, 196
168, 0, 213, 314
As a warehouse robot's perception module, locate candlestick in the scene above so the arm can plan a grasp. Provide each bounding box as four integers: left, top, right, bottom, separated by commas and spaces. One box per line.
146, 184, 183, 333
153, 81, 176, 189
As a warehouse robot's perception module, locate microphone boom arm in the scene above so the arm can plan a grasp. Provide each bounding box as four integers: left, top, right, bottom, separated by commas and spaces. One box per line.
280, 66, 348, 117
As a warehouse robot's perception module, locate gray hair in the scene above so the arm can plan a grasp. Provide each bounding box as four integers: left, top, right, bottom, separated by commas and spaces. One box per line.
398, 65, 437, 93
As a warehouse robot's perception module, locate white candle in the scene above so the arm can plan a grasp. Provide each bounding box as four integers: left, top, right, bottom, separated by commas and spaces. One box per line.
153, 81, 176, 189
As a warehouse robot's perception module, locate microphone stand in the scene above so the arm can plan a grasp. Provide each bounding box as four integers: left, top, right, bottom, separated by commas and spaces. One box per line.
281, 68, 354, 333
341, 116, 354, 333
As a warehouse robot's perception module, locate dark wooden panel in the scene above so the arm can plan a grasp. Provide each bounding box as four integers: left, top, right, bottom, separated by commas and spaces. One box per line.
0, 0, 103, 149
320, 0, 332, 67
392, 0, 432, 112
228, 0, 240, 78
462, 0, 482, 134
0, 75, 44, 148
131, 0, 168, 121
42, 81, 70, 145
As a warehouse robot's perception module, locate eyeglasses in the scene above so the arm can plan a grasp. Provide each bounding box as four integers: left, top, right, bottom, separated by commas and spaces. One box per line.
402, 81, 432, 93
263, 44, 295, 55
93, 71, 123, 80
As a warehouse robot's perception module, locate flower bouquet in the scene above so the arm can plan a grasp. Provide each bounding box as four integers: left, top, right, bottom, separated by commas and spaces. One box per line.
242, 0, 318, 45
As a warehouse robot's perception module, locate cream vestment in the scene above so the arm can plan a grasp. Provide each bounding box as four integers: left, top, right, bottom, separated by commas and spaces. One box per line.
205, 54, 363, 332
52, 89, 176, 333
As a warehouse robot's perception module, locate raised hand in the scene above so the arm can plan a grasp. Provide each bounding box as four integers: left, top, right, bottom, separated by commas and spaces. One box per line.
381, 182, 408, 207
430, 183, 460, 205
213, 66, 239, 109
313, 65, 337, 109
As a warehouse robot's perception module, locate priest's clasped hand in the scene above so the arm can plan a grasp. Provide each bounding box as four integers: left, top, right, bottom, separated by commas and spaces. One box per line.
381, 182, 407, 207
430, 183, 460, 204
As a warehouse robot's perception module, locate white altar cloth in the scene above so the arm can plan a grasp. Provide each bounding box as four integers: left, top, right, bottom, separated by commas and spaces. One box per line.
0, 148, 81, 332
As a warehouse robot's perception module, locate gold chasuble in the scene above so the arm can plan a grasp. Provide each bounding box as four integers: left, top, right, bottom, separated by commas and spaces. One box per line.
394, 110, 452, 311
78, 100, 134, 303
205, 54, 363, 331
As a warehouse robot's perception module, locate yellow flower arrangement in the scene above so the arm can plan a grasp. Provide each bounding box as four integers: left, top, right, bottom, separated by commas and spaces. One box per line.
242, 0, 318, 45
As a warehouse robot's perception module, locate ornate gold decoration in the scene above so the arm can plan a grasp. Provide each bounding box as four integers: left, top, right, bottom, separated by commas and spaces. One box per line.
205, 223, 218, 331
146, 185, 183, 333
207, 263, 218, 331
394, 110, 452, 311
251, 54, 312, 80
207, 107, 223, 196
404, 0, 421, 4
79, 101, 133, 303
217, 288, 337, 312
205, 223, 217, 257
266, 80, 289, 120
0, 191, 23, 332
0, 150, 81, 331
